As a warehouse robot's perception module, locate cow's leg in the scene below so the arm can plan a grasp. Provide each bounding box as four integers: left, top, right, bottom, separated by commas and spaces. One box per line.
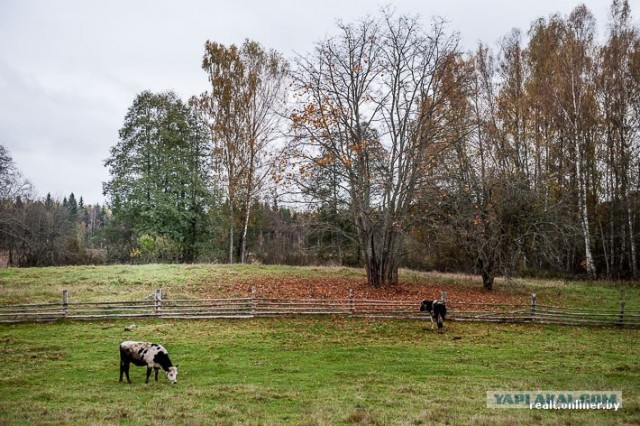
146, 366, 152, 383
154, 367, 159, 382
120, 360, 131, 383
119, 351, 125, 382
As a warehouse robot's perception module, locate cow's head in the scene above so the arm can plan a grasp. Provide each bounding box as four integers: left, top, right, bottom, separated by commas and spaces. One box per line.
167, 365, 178, 384
420, 300, 433, 313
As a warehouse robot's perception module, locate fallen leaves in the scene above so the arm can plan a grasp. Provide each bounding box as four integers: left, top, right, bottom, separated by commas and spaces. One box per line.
193, 274, 524, 308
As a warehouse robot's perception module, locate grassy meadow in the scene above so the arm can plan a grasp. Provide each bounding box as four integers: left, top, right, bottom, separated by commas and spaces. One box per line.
1, 263, 639, 308
0, 264, 639, 425
0, 318, 638, 425
0, 264, 363, 303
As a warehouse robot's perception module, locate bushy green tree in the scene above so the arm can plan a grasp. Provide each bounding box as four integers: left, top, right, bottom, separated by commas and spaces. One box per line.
104, 91, 214, 262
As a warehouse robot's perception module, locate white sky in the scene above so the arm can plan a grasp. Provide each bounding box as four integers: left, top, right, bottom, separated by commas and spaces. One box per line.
0, 0, 629, 204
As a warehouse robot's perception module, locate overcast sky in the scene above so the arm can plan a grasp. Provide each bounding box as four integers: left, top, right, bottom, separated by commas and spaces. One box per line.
0, 0, 628, 204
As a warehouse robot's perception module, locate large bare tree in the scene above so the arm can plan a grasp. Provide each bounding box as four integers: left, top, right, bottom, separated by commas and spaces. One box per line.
290, 10, 460, 286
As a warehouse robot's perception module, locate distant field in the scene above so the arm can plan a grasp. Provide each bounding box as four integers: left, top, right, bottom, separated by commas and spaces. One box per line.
0, 318, 638, 425
1, 264, 639, 311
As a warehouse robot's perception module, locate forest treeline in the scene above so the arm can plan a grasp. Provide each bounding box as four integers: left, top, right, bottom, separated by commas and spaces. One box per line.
1, 1, 639, 288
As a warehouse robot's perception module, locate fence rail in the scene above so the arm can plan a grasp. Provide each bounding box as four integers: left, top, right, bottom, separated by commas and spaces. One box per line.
0, 289, 638, 327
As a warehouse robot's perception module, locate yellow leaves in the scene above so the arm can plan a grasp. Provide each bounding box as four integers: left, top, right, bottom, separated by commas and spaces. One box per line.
290, 112, 303, 130
298, 164, 313, 178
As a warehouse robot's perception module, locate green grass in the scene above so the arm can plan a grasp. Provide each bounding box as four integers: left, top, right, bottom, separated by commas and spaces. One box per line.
0, 318, 638, 425
0, 265, 639, 424
402, 270, 640, 310
0, 264, 364, 304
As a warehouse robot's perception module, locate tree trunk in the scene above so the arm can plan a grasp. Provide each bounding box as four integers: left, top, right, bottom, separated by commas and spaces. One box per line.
599, 219, 610, 277
228, 226, 234, 264
479, 258, 495, 291
240, 200, 251, 264
626, 195, 637, 277
482, 272, 494, 291
577, 155, 596, 278
362, 229, 400, 287
227, 197, 236, 264
183, 216, 197, 263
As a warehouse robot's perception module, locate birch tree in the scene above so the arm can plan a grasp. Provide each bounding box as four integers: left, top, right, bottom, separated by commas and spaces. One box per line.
598, 0, 640, 277
196, 40, 288, 263
554, 6, 599, 278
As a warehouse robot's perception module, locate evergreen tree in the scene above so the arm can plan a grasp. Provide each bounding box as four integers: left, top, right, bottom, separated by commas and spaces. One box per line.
45, 193, 53, 209
67, 193, 78, 220
104, 90, 214, 262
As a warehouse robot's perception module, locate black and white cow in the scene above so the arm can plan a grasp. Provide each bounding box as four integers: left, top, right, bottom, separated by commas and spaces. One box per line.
420, 299, 447, 333
119, 341, 178, 384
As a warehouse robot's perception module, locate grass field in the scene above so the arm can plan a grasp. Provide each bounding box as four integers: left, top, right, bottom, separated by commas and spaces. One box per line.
0, 264, 639, 425
0, 318, 638, 425
1, 264, 639, 309
0, 264, 363, 303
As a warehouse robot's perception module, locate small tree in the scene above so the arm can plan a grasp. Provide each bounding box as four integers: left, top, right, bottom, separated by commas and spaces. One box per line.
0, 145, 30, 200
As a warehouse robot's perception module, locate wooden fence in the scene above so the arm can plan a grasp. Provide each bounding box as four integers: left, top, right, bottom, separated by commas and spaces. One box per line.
0, 290, 638, 327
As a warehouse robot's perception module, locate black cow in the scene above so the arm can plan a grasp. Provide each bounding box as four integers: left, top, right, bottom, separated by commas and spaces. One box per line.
420, 299, 447, 333
119, 341, 178, 384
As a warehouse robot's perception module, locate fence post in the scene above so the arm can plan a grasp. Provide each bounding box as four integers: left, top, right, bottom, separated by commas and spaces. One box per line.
530, 293, 537, 321
440, 291, 447, 304
155, 289, 162, 315
619, 301, 625, 327
251, 286, 257, 317
62, 289, 68, 318
348, 289, 354, 314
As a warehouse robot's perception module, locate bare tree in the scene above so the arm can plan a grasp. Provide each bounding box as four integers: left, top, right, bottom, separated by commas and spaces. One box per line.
425, 44, 574, 289
0, 145, 31, 201
290, 10, 460, 286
